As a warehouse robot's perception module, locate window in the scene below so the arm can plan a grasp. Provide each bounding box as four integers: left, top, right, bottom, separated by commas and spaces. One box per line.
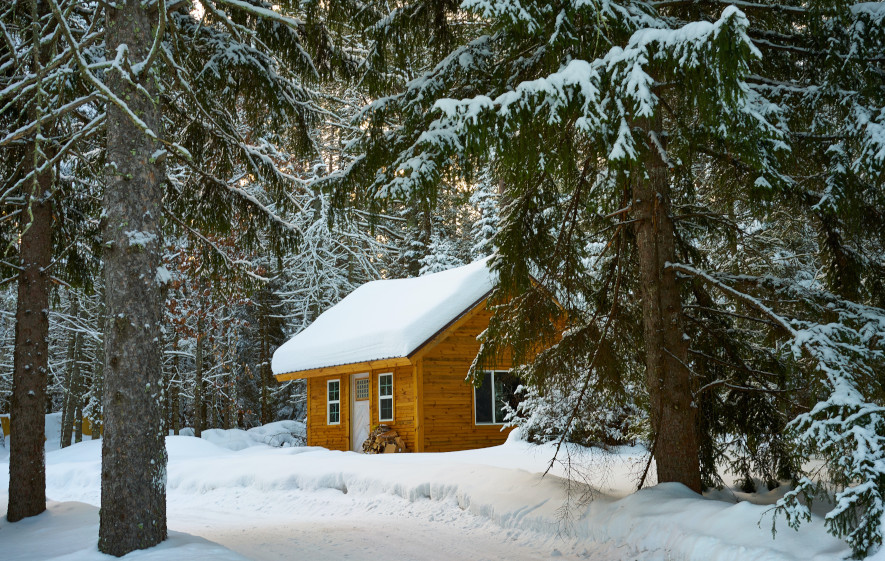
327, 379, 340, 425
474, 371, 519, 425
378, 373, 393, 422
355, 377, 370, 401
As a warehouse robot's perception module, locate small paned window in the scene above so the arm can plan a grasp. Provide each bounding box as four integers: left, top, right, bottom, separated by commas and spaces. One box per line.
355, 378, 370, 401
378, 373, 393, 422
327, 379, 340, 425
474, 371, 519, 425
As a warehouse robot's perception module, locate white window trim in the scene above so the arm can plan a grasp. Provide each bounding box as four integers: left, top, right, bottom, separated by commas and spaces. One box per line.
378, 372, 394, 422
327, 379, 341, 425
474, 370, 510, 426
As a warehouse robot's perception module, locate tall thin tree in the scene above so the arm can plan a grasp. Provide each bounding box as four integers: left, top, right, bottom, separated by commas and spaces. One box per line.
6, 0, 55, 523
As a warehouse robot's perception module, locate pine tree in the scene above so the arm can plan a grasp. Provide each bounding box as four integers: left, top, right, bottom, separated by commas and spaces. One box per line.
97, 0, 168, 552
325, 0, 776, 493
8, 0, 355, 551
3, 0, 60, 522
324, 2, 884, 554
469, 173, 499, 259
1, 0, 105, 522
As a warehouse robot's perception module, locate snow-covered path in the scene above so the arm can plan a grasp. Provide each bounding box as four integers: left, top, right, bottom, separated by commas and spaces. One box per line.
171, 488, 614, 561
0, 424, 854, 561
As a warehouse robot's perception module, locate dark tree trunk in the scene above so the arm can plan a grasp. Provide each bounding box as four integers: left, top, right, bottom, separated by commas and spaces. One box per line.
91, 308, 104, 441
6, 193, 53, 522
71, 325, 85, 444
260, 315, 271, 425
98, 0, 167, 554
61, 299, 83, 448
60, 331, 72, 448
7, 0, 55, 522
194, 325, 204, 437
171, 336, 180, 435
223, 365, 234, 430
631, 119, 702, 493
73, 401, 83, 444
161, 344, 170, 436
171, 381, 180, 435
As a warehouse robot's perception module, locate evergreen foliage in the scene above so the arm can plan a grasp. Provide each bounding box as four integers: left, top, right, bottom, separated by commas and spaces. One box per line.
0, 0, 883, 556
321, 0, 885, 555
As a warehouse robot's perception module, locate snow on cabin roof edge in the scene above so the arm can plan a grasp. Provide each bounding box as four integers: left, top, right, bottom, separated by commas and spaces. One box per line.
271, 258, 496, 376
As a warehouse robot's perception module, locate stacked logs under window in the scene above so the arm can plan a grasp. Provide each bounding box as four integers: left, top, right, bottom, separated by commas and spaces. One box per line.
362, 425, 407, 453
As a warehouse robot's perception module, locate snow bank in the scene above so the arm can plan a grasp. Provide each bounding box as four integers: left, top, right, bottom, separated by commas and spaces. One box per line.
271, 257, 495, 374
199, 429, 264, 451
0, 501, 249, 561
160, 436, 849, 561
171, 421, 306, 452
246, 419, 306, 447
0, 422, 851, 560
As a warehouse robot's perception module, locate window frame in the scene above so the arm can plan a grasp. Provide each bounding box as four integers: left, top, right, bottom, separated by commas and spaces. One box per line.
327, 379, 341, 425
378, 372, 394, 422
473, 370, 514, 425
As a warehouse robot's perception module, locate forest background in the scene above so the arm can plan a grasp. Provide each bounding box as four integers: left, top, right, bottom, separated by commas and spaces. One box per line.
0, 0, 883, 558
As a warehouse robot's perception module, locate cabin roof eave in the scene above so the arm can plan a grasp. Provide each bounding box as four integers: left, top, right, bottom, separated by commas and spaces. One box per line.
274, 290, 493, 382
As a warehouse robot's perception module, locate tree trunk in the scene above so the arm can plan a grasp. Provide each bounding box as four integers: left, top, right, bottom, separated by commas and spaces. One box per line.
631, 118, 702, 493
71, 323, 85, 444
6, 193, 53, 522
73, 402, 83, 444
99, 0, 167, 554
194, 323, 203, 437
7, 0, 55, 522
224, 363, 234, 430
171, 336, 180, 435
161, 345, 170, 437
91, 308, 104, 441
60, 334, 72, 448
61, 299, 83, 448
260, 315, 271, 425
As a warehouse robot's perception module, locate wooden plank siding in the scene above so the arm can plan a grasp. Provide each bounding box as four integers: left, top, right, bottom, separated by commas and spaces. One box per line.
296, 298, 531, 454
305, 366, 418, 452
306, 375, 350, 451
368, 366, 417, 452
419, 305, 514, 453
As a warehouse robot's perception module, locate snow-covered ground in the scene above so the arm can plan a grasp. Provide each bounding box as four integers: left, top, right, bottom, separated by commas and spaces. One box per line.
0, 415, 857, 560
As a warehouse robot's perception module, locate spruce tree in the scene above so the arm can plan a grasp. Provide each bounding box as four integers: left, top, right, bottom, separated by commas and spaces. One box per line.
325, 0, 777, 493
18, 0, 352, 553
98, 0, 168, 552
0, 0, 99, 522
324, 0, 884, 554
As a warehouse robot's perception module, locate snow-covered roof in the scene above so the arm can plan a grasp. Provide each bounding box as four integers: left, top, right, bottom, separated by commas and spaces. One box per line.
271, 258, 496, 375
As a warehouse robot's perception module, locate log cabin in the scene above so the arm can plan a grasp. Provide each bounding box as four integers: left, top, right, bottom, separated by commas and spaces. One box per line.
271, 258, 521, 453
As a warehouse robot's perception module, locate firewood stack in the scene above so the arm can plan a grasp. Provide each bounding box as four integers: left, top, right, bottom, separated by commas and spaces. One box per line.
362, 425, 407, 453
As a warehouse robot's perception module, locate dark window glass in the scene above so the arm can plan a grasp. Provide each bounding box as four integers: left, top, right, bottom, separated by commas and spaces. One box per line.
494, 372, 520, 424
379, 374, 393, 421
380, 399, 392, 421
474, 372, 494, 424
328, 380, 340, 424
379, 374, 392, 397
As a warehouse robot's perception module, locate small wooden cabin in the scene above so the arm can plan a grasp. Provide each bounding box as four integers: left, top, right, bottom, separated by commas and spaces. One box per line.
271, 259, 519, 453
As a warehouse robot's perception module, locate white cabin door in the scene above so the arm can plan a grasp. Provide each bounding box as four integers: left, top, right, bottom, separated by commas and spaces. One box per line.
351, 374, 370, 452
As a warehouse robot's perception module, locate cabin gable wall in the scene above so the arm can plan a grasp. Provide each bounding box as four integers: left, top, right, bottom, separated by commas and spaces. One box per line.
419, 305, 514, 452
